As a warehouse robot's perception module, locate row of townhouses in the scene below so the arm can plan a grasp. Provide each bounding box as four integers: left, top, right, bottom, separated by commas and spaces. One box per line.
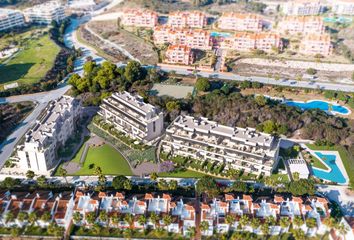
0, 190, 339, 237
0, 1, 65, 31
16, 96, 81, 174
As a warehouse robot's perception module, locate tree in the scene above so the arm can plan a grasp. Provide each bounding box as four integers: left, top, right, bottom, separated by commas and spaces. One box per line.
196, 176, 219, 198
124, 60, 143, 82
186, 226, 196, 239
26, 170, 35, 180
195, 78, 211, 92
110, 214, 120, 226
255, 95, 267, 106
250, 218, 260, 232
200, 221, 210, 234
36, 175, 47, 187
73, 212, 82, 224
99, 210, 108, 223
225, 215, 235, 227
293, 216, 304, 228
262, 120, 277, 134
124, 213, 134, 229
5, 212, 14, 223
138, 215, 147, 227
293, 172, 300, 181
279, 217, 289, 232
2, 177, 20, 188
166, 101, 180, 112
306, 217, 317, 229
157, 179, 169, 191
41, 212, 51, 222
17, 212, 27, 222
291, 228, 306, 240
57, 167, 68, 184
10, 227, 21, 237
287, 179, 315, 196
337, 223, 348, 240
83, 60, 97, 77
306, 68, 317, 75
112, 175, 128, 190
150, 212, 160, 228
232, 181, 248, 192
239, 215, 249, 230
123, 179, 132, 190
168, 180, 178, 190
162, 215, 172, 227
28, 212, 38, 225
85, 212, 96, 225
93, 166, 102, 176
150, 172, 158, 181
260, 223, 270, 236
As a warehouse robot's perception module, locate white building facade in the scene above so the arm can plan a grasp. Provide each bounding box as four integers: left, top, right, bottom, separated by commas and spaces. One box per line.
98, 92, 164, 143
0, 9, 25, 31
23, 1, 66, 24
17, 96, 81, 174
282, 0, 326, 16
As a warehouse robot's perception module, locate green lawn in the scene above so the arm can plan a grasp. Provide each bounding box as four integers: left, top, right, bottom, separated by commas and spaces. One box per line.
306, 144, 354, 187
0, 33, 60, 87
158, 169, 208, 178
309, 154, 329, 170
71, 144, 133, 176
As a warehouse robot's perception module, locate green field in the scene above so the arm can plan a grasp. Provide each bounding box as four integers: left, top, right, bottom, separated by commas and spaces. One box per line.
0, 33, 60, 87
158, 169, 209, 178
70, 144, 133, 176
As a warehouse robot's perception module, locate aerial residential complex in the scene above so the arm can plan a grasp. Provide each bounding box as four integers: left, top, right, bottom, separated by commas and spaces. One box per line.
17, 96, 81, 174
329, 0, 354, 15
300, 33, 333, 56
120, 9, 158, 28
221, 32, 283, 52
98, 91, 164, 143
161, 115, 280, 176
0, 9, 25, 32
164, 45, 195, 65
278, 16, 325, 35
218, 13, 263, 32
282, 0, 326, 16
153, 27, 212, 50
23, 1, 66, 24
167, 11, 207, 29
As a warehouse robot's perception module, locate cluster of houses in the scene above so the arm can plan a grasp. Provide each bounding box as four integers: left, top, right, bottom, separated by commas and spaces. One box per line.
119, 9, 334, 66
0, 189, 344, 237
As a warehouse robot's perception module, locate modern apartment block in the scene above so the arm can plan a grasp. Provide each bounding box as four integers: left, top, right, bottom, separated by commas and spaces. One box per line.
17, 96, 81, 174
168, 11, 207, 28
278, 16, 325, 34
23, 1, 66, 24
300, 33, 332, 56
161, 115, 280, 176
282, 0, 326, 16
98, 91, 164, 143
330, 0, 354, 15
0, 9, 25, 32
218, 13, 263, 32
120, 9, 158, 28
153, 26, 212, 50
164, 45, 194, 65
221, 32, 282, 52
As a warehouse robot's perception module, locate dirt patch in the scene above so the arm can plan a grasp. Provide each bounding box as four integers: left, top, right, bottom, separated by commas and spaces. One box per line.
133, 162, 159, 176
88, 21, 158, 65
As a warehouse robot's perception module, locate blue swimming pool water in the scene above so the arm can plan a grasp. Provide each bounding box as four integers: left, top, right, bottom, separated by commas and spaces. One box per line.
312, 152, 346, 184
285, 100, 349, 114
323, 17, 352, 24
210, 32, 231, 38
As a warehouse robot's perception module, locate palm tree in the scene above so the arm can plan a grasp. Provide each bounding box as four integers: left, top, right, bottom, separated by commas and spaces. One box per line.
264, 177, 277, 193
186, 226, 196, 239
99, 210, 108, 223
36, 175, 47, 187
123, 179, 132, 190
323, 217, 337, 230
168, 180, 178, 190
225, 215, 235, 229
17, 212, 28, 223
260, 223, 270, 236
138, 215, 147, 228
250, 218, 260, 233
26, 170, 35, 180
92, 223, 102, 235
58, 167, 68, 184
110, 214, 120, 227
239, 215, 249, 230
28, 212, 38, 225
266, 216, 276, 226
306, 217, 317, 229
200, 221, 210, 235
162, 215, 172, 228
41, 212, 51, 222
293, 216, 304, 229
279, 218, 289, 233
85, 212, 96, 225
337, 223, 349, 240
150, 212, 160, 228
73, 212, 82, 224
291, 228, 306, 240
124, 213, 134, 229
150, 172, 158, 181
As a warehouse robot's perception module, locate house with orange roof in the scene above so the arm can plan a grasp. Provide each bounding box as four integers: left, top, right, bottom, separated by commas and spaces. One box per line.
218, 13, 263, 32
228, 195, 253, 216
73, 192, 99, 225
53, 191, 75, 229
165, 44, 194, 65
279, 197, 303, 218
120, 9, 158, 28
168, 11, 206, 28
299, 33, 332, 56
278, 16, 325, 35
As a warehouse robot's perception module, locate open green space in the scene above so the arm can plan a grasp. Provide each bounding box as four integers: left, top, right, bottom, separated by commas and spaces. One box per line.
0, 33, 60, 87
158, 169, 208, 178
68, 144, 133, 176
306, 144, 354, 187
309, 154, 329, 171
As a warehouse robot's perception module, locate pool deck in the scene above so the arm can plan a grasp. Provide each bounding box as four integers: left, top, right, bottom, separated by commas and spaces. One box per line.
301, 144, 350, 185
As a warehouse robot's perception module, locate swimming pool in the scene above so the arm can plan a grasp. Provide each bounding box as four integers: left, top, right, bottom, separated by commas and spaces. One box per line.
210, 32, 231, 38
323, 16, 352, 24
285, 100, 350, 115
311, 152, 347, 184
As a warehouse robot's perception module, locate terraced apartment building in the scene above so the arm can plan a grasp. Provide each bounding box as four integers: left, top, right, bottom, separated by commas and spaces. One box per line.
161, 115, 280, 176
0, 9, 25, 32
98, 92, 164, 144
23, 1, 66, 24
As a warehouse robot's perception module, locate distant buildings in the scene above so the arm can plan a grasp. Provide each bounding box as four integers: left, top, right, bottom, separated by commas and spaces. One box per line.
221, 32, 282, 52
164, 45, 194, 65
282, 0, 326, 16
98, 91, 164, 143
17, 96, 81, 174
23, 1, 66, 24
153, 27, 212, 50
120, 9, 158, 28
218, 13, 263, 32
0, 9, 25, 32
300, 33, 332, 56
330, 0, 354, 15
278, 16, 325, 35
161, 115, 280, 176
168, 11, 207, 28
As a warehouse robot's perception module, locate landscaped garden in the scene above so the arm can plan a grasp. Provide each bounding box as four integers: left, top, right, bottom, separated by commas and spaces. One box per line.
0, 30, 60, 88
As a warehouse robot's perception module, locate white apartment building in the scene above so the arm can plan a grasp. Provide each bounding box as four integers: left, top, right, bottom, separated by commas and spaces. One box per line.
0, 9, 25, 32
330, 0, 354, 15
282, 0, 326, 15
17, 96, 81, 174
278, 16, 325, 35
23, 1, 66, 24
98, 92, 164, 143
218, 13, 263, 32
162, 115, 280, 176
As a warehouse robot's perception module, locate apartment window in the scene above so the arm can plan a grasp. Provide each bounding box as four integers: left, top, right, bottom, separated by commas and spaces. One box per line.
153, 121, 156, 132
25, 152, 31, 169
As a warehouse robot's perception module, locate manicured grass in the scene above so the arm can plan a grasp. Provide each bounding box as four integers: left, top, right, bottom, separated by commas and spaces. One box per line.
0, 33, 60, 87
309, 154, 329, 170
306, 144, 354, 187
72, 144, 133, 176
158, 169, 208, 178
269, 173, 290, 183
